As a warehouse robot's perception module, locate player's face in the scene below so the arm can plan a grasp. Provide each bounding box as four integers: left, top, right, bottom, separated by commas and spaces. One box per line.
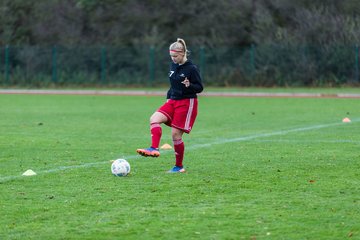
170, 52, 184, 64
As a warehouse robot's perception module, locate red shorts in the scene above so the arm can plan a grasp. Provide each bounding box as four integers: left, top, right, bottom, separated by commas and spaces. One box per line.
157, 98, 198, 134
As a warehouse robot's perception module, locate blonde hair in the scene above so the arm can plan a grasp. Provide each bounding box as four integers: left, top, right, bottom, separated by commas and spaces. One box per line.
169, 38, 190, 56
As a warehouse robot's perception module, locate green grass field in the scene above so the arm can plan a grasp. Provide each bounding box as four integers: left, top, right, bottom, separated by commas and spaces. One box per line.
0, 91, 359, 239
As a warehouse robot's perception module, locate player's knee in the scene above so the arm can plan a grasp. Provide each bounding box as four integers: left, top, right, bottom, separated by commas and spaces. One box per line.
149, 113, 157, 123
150, 112, 167, 124
171, 130, 183, 140
150, 116, 159, 124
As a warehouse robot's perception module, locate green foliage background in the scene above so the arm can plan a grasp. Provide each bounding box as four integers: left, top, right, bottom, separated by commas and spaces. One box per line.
1, 0, 360, 86
2, 0, 360, 46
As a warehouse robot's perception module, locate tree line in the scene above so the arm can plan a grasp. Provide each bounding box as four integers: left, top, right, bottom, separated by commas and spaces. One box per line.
1, 0, 360, 47
2, 0, 360, 87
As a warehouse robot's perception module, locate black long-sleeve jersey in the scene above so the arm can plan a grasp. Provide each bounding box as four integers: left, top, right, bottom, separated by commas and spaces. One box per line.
166, 60, 204, 100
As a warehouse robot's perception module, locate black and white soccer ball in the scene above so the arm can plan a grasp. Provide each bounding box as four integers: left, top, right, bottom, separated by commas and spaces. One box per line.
111, 159, 131, 177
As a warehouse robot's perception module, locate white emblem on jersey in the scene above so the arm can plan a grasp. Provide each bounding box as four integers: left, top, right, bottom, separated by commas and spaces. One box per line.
169, 71, 175, 77
180, 73, 185, 77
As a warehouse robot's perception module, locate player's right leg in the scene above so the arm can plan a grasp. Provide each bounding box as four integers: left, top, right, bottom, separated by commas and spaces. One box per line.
136, 147, 160, 157
136, 111, 168, 157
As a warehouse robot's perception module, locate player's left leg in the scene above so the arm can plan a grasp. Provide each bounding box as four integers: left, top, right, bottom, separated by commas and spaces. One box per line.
167, 98, 198, 172
167, 128, 186, 173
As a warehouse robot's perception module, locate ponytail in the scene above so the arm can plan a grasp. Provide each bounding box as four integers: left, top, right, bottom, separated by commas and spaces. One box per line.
169, 38, 190, 56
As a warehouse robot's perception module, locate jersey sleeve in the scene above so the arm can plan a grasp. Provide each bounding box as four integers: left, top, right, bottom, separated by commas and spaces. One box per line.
189, 65, 204, 94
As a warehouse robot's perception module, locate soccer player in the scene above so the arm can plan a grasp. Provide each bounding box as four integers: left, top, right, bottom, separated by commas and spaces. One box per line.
136, 38, 204, 173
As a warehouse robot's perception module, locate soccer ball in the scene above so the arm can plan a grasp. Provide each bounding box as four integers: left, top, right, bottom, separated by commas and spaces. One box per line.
111, 159, 131, 177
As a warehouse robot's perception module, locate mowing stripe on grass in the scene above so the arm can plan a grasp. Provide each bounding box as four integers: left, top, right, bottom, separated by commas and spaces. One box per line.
1, 89, 360, 98
0, 119, 358, 183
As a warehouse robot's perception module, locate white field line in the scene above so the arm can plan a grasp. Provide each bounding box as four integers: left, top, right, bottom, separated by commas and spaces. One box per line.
251, 139, 360, 143
0, 119, 358, 183
185, 120, 359, 150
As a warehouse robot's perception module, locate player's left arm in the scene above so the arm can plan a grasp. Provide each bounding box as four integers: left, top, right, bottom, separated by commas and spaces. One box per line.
187, 66, 203, 93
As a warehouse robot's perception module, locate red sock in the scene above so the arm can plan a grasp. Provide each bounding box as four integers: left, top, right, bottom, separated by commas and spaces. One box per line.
150, 123, 162, 149
173, 138, 184, 167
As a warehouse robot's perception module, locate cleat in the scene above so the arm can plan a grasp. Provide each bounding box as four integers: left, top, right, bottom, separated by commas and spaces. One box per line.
167, 166, 186, 173
136, 147, 160, 157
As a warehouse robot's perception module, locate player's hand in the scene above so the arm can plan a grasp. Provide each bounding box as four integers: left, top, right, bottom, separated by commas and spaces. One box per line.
181, 77, 190, 88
